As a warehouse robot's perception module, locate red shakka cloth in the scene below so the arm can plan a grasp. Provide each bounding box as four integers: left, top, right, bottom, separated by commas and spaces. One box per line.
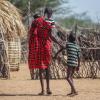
28, 17, 53, 69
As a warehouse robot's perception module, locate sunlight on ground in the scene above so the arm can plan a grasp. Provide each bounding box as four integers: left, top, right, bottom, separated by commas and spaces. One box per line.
0, 64, 100, 100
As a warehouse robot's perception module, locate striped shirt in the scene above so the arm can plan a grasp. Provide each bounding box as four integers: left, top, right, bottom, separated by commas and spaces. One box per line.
66, 42, 80, 67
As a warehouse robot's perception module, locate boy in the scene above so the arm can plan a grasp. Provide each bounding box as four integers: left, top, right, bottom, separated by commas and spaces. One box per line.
54, 32, 80, 96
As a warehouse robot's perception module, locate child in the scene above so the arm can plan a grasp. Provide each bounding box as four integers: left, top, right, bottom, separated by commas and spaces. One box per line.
54, 32, 80, 96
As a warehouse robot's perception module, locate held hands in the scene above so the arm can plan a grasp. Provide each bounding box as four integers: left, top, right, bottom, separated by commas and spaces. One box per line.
53, 54, 58, 60
75, 67, 80, 72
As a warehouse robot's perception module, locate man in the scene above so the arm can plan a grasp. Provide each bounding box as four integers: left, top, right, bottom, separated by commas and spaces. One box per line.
28, 7, 62, 95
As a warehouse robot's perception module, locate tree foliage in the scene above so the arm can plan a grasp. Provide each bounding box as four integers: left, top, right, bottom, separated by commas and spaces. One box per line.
58, 12, 93, 28
8, 0, 68, 16
8, 0, 94, 28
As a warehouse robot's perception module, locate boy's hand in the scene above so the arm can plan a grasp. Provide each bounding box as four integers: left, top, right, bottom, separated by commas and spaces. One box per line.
75, 67, 79, 72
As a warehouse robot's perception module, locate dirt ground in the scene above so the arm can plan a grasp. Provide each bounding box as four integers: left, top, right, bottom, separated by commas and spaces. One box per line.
0, 64, 100, 100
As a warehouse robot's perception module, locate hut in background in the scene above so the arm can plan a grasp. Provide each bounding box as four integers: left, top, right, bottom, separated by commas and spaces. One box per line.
0, 0, 26, 79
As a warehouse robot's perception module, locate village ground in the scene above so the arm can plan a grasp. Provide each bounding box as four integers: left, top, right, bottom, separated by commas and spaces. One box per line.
0, 64, 100, 100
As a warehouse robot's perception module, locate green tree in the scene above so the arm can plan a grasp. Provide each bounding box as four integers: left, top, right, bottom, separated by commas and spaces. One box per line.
58, 12, 93, 28
8, 0, 69, 16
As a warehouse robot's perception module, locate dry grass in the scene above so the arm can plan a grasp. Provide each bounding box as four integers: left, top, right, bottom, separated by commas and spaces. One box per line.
0, 0, 26, 79
0, 0, 26, 40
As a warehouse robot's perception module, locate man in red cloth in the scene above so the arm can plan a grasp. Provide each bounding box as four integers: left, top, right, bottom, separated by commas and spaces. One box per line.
28, 8, 61, 95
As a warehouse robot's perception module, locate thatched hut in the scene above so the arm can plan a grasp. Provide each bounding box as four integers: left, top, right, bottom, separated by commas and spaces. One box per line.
0, 0, 26, 78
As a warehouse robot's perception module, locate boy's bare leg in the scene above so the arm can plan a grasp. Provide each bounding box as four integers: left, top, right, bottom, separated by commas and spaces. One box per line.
66, 67, 77, 95
70, 67, 77, 94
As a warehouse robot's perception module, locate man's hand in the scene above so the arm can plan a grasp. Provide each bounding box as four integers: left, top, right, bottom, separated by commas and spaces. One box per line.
59, 41, 65, 49
53, 56, 57, 61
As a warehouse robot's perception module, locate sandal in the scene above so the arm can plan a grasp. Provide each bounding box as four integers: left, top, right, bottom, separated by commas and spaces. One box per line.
47, 89, 52, 95
38, 91, 45, 95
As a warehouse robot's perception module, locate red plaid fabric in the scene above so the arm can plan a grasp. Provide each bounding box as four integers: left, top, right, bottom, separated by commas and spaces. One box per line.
28, 17, 53, 69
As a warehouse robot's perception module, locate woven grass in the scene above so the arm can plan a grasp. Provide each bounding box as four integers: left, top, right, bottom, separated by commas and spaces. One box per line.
0, 0, 26, 78
0, 0, 26, 40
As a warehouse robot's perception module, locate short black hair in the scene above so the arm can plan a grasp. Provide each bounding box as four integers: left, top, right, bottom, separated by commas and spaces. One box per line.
44, 7, 53, 15
68, 32, 76, 42
33, 13, 40, 19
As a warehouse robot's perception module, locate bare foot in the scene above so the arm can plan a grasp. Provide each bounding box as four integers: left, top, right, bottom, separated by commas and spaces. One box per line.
68, 92, 78, 97
67, 92, 73, 96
